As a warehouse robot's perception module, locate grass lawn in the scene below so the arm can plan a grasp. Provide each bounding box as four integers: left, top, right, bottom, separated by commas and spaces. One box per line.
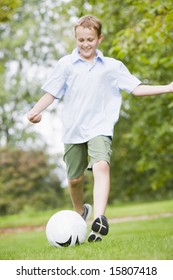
0, 216, 173, 260
0, 199, 173, 228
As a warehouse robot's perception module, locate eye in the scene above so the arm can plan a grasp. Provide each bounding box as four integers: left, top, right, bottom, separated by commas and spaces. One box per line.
88, 38, 94, 42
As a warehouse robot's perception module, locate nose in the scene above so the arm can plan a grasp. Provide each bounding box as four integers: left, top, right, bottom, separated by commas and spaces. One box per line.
82, 41, 89, 47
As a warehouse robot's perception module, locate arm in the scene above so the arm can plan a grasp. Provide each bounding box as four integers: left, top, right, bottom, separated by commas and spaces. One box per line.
27, 92, 56, 123
132, 81, 173, 96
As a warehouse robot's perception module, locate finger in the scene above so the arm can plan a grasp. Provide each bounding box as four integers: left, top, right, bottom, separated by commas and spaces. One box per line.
27, 113, 42, 123
32, 114, 42, 123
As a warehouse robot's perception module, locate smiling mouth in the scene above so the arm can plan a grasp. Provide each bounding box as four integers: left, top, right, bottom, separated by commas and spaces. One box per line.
82, 48, 91, 51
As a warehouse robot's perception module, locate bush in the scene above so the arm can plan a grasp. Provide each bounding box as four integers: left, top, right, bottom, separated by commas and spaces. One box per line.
0, 147, 64, 215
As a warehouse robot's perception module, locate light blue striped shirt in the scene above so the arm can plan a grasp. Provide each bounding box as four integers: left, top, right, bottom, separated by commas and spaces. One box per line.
42, 48, 141, 143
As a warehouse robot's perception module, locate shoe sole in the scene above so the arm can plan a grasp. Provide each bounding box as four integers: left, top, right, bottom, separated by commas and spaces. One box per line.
88, 231, 102, 242
88, 216, 109, 242
91, 215, 109, 235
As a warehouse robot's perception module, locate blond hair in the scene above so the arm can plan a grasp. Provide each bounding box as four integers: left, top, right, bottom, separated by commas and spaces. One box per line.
74, 15, 102, 37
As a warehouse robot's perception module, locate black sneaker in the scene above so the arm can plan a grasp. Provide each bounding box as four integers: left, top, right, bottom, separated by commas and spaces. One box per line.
81, 204, 92, 221
88, 231, 102, 242
88, 215, 109, 242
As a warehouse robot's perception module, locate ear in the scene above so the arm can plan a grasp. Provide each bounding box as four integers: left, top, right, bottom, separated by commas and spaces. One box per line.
99, 33, 104, 44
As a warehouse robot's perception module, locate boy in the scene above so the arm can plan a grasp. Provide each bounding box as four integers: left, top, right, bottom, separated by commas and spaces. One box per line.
27, 15, 173, 242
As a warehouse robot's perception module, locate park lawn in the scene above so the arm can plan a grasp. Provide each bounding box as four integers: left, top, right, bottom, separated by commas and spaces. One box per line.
0, 216, 173, 260
0, 199, 173, 228
106, 199, 173, 218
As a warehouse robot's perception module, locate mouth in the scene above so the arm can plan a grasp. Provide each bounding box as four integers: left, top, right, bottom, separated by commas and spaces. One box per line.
81, 48, 91, 52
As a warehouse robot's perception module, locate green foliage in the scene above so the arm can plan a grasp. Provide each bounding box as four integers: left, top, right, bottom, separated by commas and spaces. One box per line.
0, 147, 64, 215
0, 0, 74, 146
110, 94, 173, 202
106, 0, 173, 200
110, 0, 173, 82
0, 0, 22, 22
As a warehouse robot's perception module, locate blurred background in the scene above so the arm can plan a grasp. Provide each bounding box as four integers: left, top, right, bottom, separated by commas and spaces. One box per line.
0, 0, 173, 216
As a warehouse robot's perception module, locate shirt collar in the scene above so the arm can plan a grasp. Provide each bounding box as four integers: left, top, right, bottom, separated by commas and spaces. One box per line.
71, 48, 105, 63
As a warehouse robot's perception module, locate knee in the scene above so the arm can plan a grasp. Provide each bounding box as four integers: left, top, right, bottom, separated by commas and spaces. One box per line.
68, 175, 83, 187
93, 160, 110, 173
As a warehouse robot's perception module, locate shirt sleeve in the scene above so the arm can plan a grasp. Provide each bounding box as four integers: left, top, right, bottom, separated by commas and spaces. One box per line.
117, 62, 141, 93
41, 57, 70, 99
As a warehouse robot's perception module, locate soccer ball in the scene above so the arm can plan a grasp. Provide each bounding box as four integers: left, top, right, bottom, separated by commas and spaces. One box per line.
46, 210, 88, 248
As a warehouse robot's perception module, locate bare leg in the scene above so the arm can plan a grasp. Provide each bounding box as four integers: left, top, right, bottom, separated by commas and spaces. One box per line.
68, 174, 84, 215
92, 161, 110, 218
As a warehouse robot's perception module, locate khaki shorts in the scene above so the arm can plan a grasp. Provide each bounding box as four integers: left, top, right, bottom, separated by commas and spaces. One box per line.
63, 135, 112, 179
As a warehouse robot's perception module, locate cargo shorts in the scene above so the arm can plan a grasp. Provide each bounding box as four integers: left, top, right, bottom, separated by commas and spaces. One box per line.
63, 135, 112, 179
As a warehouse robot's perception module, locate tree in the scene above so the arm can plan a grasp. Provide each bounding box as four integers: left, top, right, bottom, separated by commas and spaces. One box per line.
0, 0, 74, 147
0, 0, 22, 22
0, 147, 64, 215
109, 0, 173, 200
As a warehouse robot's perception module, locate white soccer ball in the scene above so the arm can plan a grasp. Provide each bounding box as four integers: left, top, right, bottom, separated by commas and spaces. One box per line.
46, 210, 88, 248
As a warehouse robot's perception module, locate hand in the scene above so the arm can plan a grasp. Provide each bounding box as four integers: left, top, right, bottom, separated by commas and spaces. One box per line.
27, 112, 42, 123
169, 81, 173, 92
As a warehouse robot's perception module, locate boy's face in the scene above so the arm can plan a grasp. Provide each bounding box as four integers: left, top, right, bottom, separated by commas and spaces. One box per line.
75, 26, 103, 61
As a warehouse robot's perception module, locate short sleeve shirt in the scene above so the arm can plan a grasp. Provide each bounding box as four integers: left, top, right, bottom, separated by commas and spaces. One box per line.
41, 48, 141, 143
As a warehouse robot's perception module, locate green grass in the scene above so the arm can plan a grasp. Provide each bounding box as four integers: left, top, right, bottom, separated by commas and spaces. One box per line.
106, 199, 173, 218
0, 217, 173, 260
0, 199, 173, 260
0, 199, 173, 228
